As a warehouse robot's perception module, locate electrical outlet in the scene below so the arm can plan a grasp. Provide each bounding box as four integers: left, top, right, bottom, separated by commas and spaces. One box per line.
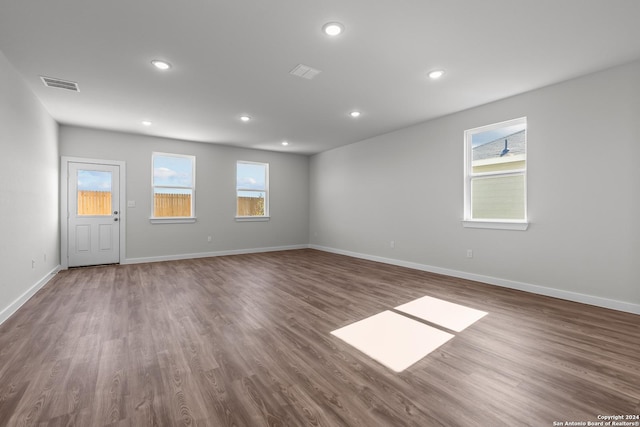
466, 249, 473, 258
390, 240, 395, 249
207, 235, 212, 243
32, 260, 36, 269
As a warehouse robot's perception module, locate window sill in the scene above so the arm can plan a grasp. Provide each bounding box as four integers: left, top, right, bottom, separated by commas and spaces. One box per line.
235, 216, 270, 222
462, 220, 529, 231
150, 217, 197, 224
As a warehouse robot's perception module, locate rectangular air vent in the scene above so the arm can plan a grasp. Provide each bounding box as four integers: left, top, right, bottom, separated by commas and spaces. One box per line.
289, 64, 321, 80
40, 76, 80, 92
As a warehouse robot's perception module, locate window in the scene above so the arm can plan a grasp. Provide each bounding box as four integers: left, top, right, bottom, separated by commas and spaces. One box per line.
236, 161, 269, 220
151, 152, 195, 222
76, 170, 112, 216
463, 117, 527, 230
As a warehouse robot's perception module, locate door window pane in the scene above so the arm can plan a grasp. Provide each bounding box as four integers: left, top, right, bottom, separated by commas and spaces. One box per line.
77, 170, 112, 216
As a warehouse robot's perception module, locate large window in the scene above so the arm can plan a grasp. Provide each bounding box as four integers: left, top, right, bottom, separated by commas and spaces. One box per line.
152, 152, 195, 221
464, 117, 527, 230
236, 161, 269, 219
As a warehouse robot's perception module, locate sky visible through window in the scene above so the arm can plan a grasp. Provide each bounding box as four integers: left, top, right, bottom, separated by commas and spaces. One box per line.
471, 123, 526, 147
237, 163, 266, 198
153, 155, 193, 194
77, 170, 111, 191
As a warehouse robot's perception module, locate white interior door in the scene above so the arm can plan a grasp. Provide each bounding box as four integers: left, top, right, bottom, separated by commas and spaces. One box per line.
68, 162, 120, 267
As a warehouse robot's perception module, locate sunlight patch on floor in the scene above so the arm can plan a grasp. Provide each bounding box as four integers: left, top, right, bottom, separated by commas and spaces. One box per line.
331, 310, 454, 372
331, 296, 488, 372
395, 295, 487, 332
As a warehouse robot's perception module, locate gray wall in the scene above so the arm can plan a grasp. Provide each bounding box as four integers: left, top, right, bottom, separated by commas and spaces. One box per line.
2, 49, 638, 322
60, 126, 309, 261
0, 52, 60, 323
310, 60, 640, 312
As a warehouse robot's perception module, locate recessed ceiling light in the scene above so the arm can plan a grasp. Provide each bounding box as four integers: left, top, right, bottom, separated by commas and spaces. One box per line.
142, 120, 152, 126
281, 141, 289, 146
428, 69, 445, 79
240, 115, 251, 122
349, 111, 361, 118
151, 60, 171, 70
322, 22, 344, 36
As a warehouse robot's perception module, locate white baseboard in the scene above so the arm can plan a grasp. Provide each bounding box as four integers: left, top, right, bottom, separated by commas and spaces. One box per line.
9, 247, 634, 326
123, 244, 310, 265
310, 245, 640, 315
0, 265, 62, 326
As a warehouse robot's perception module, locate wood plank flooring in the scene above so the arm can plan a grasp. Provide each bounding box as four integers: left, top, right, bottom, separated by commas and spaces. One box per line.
0, 249, 638, 426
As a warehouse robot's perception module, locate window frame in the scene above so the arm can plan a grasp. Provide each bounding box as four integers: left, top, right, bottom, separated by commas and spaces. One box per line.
235, 160, 269, 221
463, 117, 528, 231
150, 152, 196, 224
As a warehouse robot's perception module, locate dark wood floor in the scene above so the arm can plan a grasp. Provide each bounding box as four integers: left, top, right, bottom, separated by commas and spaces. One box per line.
0, 249, 638, 426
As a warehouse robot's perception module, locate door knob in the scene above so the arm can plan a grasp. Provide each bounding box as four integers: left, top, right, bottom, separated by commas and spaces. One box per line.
114, 218, 119, 222
113, 211, 119, 215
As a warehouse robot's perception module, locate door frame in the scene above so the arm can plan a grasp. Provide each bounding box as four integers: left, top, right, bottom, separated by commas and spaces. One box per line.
61, 156, 126, 269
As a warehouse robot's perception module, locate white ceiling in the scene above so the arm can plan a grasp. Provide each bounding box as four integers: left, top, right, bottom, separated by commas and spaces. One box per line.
1, 0, 640, 155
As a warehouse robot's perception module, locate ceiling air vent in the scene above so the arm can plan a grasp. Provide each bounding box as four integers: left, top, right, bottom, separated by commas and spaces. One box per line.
289, 64, 321, 80
40, 76, 80, 92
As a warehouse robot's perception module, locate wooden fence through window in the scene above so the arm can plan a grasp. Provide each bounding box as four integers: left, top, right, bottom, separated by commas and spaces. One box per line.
78, 191, 264, 217
77, 191, 192, 217
154, 193, 192, 217
237, 197, 265, 216
77, 191, 112, 215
